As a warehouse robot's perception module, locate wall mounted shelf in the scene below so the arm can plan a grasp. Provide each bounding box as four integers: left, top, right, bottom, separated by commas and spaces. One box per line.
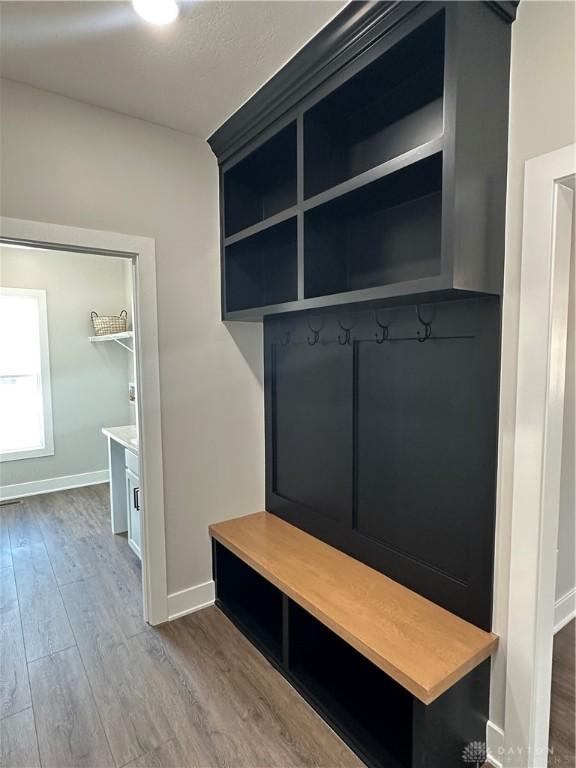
89, 331, 134, 352
211, 1, 516, 321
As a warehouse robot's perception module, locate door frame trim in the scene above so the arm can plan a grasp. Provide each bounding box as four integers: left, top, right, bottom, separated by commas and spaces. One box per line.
500, 145, 575, 766
0, 216, 168, 625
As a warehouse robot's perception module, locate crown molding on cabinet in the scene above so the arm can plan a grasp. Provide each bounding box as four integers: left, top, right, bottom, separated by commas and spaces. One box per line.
207, 0, 518, 165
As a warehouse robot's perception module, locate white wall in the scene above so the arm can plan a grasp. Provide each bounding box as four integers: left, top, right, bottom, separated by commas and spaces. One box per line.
0, 78, 265, 596
556, 221, 575, 606
0, 245, 132, 486
491, 0, 576, 736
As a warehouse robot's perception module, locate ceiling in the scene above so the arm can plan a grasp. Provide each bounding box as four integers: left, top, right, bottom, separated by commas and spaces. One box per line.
0, 1, 346, 138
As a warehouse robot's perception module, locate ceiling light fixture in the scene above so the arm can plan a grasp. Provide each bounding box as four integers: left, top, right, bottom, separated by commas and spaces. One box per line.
132, 0, 179, 25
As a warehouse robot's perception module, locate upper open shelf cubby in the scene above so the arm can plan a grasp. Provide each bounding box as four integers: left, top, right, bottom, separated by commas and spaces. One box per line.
305, 154, 443, 300
224, 122, 297, 237
304, 13, 445, 200
212, 3, 514, 320
225, 217, 297, 313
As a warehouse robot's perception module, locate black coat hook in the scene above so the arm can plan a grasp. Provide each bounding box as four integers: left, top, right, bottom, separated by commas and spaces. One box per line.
306, 317, 323, 346
415, 305, 432, 343
374, 310, 389, 344
337, 317, 355, 346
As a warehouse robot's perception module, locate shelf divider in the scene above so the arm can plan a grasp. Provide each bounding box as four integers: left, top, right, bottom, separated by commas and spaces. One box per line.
302, 136, 444, 215
224, 206, 298, 247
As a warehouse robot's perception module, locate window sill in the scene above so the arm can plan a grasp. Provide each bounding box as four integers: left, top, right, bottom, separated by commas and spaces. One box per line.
0, 445, 55, 462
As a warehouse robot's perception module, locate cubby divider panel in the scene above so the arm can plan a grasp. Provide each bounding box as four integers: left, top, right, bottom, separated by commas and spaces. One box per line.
304, 13, 445, 199
214, 542, 283, 662
224, 123, 297, 236
304, 153, 443, 300
225, 218, 297, 312
288, 601, 413, 768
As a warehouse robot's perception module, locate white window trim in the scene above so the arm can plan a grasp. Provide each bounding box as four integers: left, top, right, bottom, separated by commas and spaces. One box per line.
0, 286, 55, 462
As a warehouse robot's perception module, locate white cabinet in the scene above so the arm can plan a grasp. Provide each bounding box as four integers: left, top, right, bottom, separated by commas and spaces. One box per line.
125, 466, 141, 559
102, 427, 141, 560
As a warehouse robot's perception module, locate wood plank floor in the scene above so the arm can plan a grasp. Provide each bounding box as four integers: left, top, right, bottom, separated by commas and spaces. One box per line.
0, 486, 361, 768
3, 486, 573, 768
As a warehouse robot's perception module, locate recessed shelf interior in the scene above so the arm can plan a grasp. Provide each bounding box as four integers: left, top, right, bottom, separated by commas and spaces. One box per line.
225, 218, 298, 312
288, 601, 413, 768
215, 543, 283, 662
224, 123, 297, 236
304, 153, 443, 299
304, 12, 445, 199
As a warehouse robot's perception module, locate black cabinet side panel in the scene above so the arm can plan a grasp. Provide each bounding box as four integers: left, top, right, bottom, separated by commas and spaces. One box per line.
412, 660, 490, 768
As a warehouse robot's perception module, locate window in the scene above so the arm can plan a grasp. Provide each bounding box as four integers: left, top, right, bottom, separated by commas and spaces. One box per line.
0, 287, 54, 461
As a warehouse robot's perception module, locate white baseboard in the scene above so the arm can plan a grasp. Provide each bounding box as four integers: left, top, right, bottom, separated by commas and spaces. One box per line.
167, 580, 215, 621
0, 469, 109, 501
554, 587, 576, 633
486, 720, 505, 768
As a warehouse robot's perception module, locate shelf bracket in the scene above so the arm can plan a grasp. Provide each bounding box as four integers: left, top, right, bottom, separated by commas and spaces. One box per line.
113, 338, 134, 353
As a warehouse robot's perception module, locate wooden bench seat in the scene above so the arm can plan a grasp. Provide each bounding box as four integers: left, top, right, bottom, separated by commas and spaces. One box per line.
209, 511, 498, 705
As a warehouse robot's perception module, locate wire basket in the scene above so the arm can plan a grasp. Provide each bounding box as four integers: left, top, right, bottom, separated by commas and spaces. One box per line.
91, 310, 128, 336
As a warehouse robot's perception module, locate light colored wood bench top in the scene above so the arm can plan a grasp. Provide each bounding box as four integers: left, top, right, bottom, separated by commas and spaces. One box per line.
209, 511, 498, 704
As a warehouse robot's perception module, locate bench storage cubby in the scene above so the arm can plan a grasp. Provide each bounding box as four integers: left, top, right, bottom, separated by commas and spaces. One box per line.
288, 602, 413, 768
213, 542, 283, 663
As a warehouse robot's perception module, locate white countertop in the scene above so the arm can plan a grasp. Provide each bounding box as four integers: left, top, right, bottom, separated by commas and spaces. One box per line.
102, 425, 138, 453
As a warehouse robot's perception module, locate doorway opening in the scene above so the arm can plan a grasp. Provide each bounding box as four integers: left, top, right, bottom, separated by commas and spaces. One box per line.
0, 216, 167, 626
0, 243, 146, 631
